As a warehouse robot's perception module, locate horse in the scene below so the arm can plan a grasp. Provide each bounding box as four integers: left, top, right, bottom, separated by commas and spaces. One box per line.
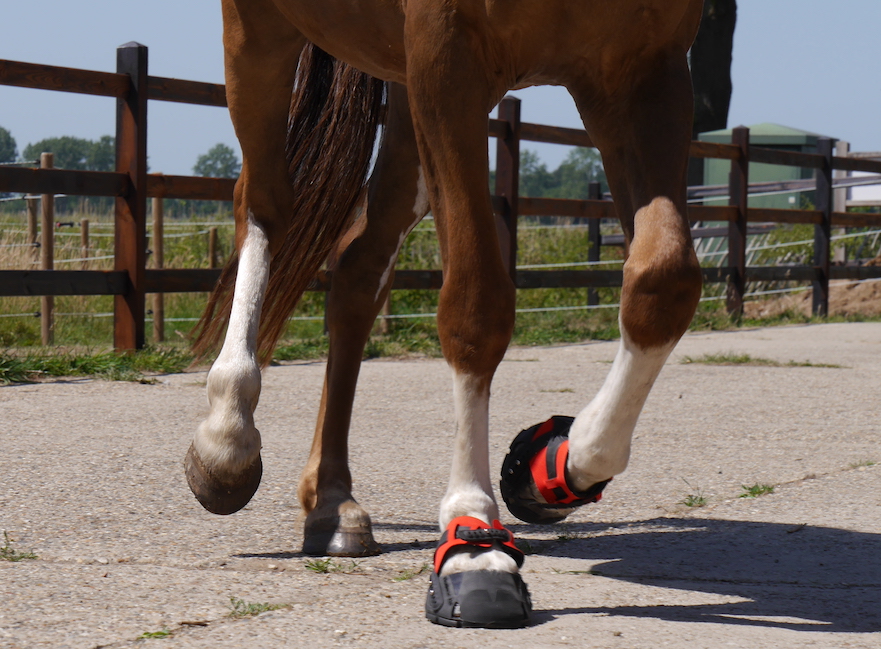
184, 0, 705, 629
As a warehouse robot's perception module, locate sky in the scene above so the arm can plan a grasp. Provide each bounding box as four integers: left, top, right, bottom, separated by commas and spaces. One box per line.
1, 1, 879, 177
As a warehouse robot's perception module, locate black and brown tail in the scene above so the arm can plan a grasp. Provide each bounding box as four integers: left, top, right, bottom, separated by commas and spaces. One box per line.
192, 43, 386, 364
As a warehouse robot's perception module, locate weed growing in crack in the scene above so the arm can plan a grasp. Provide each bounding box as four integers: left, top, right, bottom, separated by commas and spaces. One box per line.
304, 557, 362, 574
739, 483, 775, 498
0, 531, 38, 562
679, 478, 708, 507
393, 563, 430, 582
228, 597, 287, 618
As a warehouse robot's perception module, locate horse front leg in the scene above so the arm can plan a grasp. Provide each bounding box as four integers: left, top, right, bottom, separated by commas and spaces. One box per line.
501, 50, 702, 523
298, 84, 429, 556
405, 10, 531, 628
185, 1, 303, 514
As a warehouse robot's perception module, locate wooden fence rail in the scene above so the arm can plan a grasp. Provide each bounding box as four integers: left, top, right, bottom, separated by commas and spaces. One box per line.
3, 46, 881, 351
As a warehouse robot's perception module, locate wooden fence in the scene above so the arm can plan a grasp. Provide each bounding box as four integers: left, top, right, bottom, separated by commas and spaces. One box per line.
3, 43, 881, 351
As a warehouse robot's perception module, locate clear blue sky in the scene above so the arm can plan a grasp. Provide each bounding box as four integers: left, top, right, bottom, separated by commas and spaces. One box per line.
1, 1, 879, 175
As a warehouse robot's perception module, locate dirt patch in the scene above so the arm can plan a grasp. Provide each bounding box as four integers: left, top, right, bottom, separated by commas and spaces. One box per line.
745, 277, 881, 318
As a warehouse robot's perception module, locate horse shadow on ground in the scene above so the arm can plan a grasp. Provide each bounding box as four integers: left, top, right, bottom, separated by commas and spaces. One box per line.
505, 517, 881, 633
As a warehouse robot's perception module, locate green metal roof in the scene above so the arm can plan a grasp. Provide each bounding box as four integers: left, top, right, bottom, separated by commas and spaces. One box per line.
698, 122, 834, 147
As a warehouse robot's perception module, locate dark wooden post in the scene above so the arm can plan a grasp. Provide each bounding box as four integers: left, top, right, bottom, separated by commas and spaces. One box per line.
80, 218, 89, 270
151, 196, 165, 343
114, 42, 148, 351
494, 96, 520, 283
813, 137, 833, 316
587, 181, 602, 306
40, 153, 54, 346
726, 126, 749, 316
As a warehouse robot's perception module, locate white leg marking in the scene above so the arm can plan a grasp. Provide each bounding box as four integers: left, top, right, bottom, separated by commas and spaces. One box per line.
193, 213, 269, 473
374, 166, 430, 301
439, 372, 517, 576
565, 324, 675, 490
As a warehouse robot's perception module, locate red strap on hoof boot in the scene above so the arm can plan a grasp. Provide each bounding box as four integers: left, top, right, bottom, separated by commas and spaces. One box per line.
433, 517, 524, 574
500, 415, 612, 524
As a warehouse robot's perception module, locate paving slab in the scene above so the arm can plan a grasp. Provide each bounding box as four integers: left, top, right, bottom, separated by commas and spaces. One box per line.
1, 322, 880, 648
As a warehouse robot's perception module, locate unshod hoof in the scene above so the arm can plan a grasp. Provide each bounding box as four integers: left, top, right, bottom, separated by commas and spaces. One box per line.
303, 506, 381, 557
184, 443, 262, 515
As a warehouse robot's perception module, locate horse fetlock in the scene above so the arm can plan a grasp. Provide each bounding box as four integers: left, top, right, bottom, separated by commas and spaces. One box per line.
439, 489, 499, 529
439, 547, 519, 576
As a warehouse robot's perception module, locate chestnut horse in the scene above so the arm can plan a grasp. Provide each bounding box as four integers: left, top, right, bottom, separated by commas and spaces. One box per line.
185, 0, 704, 628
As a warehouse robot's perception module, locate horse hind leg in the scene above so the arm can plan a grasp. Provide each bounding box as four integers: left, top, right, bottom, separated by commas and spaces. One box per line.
298, 84, 429, 556
186, 3, 304, 514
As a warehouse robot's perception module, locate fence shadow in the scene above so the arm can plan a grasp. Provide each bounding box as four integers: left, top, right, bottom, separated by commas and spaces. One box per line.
510, 517, 881, 633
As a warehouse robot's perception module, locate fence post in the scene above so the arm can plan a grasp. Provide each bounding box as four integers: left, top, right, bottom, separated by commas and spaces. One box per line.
208, 226, 218, 269
832, 141, 849, 263
40, 153, 54, 346
80, 218, 89, 269
152, 196, 165, 343
587, 181, 602, 306
494, 96, 520, 283
726, 126, 749, 316
27, 197, 39, 261
114, 42, 149, 351
813, 137, 833, 316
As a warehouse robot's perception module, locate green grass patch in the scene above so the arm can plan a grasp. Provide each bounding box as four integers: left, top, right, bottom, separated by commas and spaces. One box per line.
303, 558, 362, 574
0, 347, 192, 384
138, 628, 172, 640
392, 563, 430, 582
681, 352, 842, 368
679, 479, 708, 507
739, 483, 775, 498
1, 531, 38, 562
227, 597, 287, 618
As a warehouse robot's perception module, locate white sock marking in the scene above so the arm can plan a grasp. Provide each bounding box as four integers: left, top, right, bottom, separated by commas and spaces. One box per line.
566, 322, 675, 490
194, 213, 269, 472
438, 371, 516, 576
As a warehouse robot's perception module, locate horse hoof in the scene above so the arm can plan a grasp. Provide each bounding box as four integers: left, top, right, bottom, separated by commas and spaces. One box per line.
302, 503, 381, 557
426, 517, 531, 628
302, 528, 381, 557
500, 416, 610, 524
184, 443, 262, 515
425, 571, 532, 628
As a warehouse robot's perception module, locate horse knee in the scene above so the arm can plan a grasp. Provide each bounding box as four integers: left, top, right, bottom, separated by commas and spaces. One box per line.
620, 197, 702, 348
437, 277, 515, 375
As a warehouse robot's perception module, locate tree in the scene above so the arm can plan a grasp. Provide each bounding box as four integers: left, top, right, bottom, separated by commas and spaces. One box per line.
20, 135, 116, 212
193, 143, 241, 178
552, 147, 607, 199
22, 135, 115, 171
0, 126, 16, 163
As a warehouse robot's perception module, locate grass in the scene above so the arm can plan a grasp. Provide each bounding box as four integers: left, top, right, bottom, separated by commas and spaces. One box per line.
739, 483, 775, 498
303, 557, 362, 574
850, 459, 876, 469
679, 480, 708, 507
1, 211, 880, 365
393, 563, 430, 582
0, 347, 192, 384
138, 629, 172, 640
681, 352, 843, 368
0, 531, 38, 562
227, 597, 287, 618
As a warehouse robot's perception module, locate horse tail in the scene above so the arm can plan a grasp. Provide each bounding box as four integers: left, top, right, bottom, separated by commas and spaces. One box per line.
192, 43, 387, 364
